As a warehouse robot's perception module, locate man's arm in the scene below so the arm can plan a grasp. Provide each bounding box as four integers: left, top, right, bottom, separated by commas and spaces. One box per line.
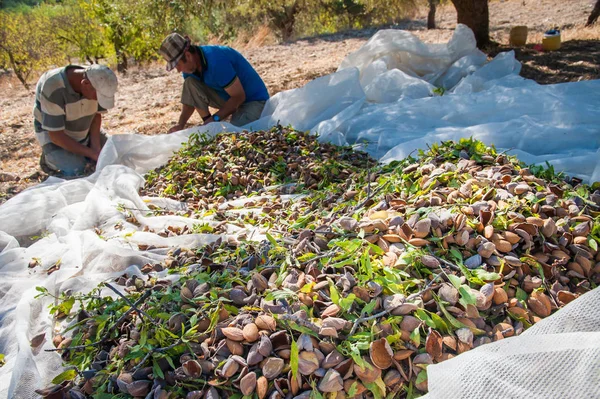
204, 78, 246, 123
89, 113, 102, 154
49, 130, 100, 161
168, 104, 196, 133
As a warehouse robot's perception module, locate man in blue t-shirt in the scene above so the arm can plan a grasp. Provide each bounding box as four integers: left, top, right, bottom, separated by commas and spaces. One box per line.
159, 33, 269, 132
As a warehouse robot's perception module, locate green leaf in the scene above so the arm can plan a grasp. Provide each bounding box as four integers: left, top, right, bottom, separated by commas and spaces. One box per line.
338, 293, 357, 313
164, 355, 176, 371
349, 344, 368, 368
333, 239, 362, 255
290, 339, 299, 380
471, 269, 501, 282
416, 309, 435, 329
309, 380, 324, 399
364, 378, 385, 399
139, 327, 147, 347
410, 327, 420, 347
589, 238, 598, 252
367, 242, 384, 256
266, 233, 278, 248
300, 281, 315, 294
51, 369, 77, 384
437, 298, 485, 335
374, 376, 387, 396
447, 274, 462, 289
458, 285, 477, 306
328, 280, 340, 305
449, 248, 463, 263
415, 369, 428, 385
58, 296, 75, 316
347, 381, 359, 397
429, 312, 450, 334
516, 287, 528, 302
363, 299, 378, 315
361, 250, 373, 280
153, 358, 165, 379
189, 314, 198, 328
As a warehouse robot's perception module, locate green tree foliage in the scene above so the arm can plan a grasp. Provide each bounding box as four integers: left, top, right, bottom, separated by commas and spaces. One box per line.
0, 0, 419, 87
0, 7, 65, 88
220, 0, 417, 42
88, 0, 203, 72
51, 0, 111, 64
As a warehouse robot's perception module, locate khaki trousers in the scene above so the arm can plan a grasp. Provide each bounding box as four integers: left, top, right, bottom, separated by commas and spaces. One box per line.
181, 77, 266, 127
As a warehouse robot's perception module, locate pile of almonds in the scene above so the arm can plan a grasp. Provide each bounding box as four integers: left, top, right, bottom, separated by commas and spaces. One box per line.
140, 126, 373, 207
42, 136, 599, 399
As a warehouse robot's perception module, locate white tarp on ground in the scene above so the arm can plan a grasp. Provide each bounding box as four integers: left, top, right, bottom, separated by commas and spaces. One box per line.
0, 24, 599, 398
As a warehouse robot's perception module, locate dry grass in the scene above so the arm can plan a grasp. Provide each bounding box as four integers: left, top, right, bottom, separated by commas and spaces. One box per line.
235, 25, 278, 49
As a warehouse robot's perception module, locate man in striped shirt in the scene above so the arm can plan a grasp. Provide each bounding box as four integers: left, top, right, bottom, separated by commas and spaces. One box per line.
33, 64, 118, 176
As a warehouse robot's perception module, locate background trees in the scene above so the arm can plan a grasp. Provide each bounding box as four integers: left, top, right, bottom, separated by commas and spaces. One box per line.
0, 7, 65, 88
0, 0, 494, 87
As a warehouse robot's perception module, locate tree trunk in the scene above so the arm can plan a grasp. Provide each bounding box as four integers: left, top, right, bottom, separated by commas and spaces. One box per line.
587, 0, 600, 26
117, 51, 128, 74
268, 1, 300, 42
1, 46, 30, 89
427, 0, 439, 29
450, 0, 490, 48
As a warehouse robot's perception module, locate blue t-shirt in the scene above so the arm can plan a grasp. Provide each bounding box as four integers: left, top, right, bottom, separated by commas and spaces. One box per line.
183, 46, 269, 103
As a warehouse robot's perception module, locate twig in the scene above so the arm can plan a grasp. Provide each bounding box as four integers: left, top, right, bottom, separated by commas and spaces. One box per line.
346, 273, 442, 338
429, 253, 462, 272
279, 314, 321, 334
118, 206, 175, 214
104, 283, 155, 323
46, 289, 153, 352
299, 248, 341, 265
133, 339, 184, 371
313, 229, 369, 241
352, 181, 390, 214
366, 163, 371, 200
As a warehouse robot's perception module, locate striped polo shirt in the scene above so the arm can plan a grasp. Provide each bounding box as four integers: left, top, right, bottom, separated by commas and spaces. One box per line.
33, 66, 105, 146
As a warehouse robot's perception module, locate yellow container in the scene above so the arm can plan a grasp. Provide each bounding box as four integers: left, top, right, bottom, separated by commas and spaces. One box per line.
509, 26, 528, 46
542, 34, 561, 51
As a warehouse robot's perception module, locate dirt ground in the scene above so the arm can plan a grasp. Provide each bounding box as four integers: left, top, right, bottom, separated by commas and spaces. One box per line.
1, 0, 599, 203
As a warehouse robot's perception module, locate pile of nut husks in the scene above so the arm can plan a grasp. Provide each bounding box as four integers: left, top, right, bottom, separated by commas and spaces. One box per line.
40, 132, 600, 399
140, 126, 373, 207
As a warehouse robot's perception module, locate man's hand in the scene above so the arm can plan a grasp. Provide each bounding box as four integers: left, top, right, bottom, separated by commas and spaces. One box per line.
168, 124, 185, 133
49, 130, 99, 161
169, 104, 196, 133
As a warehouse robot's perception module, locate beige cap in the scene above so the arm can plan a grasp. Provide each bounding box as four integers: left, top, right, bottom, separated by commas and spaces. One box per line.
85, 64, 118, 109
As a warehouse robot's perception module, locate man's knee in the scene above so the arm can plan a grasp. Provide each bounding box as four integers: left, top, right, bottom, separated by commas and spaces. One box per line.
231, 101, 266, 126
42, 144, 89, 177
182, 77, 210, 109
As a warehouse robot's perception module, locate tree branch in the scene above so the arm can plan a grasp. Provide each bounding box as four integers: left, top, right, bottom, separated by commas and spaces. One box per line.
46, 289, 153, 352
347, 273, 442, 337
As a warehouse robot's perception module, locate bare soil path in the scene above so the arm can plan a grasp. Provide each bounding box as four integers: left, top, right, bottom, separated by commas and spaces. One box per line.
1, 0, 599, 203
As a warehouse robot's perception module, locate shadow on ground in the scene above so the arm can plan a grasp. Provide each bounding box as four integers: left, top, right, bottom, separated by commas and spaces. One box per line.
489, 40, 600, 84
